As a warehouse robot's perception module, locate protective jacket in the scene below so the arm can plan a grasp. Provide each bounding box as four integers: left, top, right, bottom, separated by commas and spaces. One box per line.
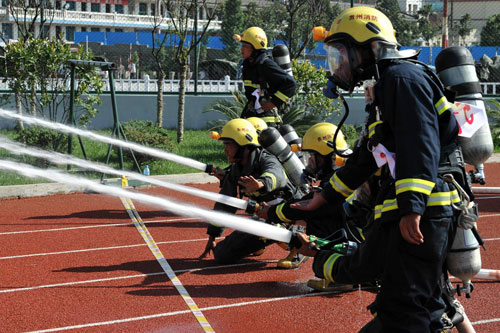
312, 60, 466, 332
241, 50, 296, 126
207, 148, 295, 238
321, 61, 462, 223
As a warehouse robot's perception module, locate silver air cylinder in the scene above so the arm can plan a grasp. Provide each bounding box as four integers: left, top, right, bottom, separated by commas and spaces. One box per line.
279, 124, 302, 145
272, 44, 293, 77
259, 127, 305, 187
446, 226, 482, 298
435, 46, 493, 184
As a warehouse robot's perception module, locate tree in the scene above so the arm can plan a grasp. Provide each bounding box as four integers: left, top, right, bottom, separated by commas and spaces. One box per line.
454, 14, 472, 46
480, 14, 500, 46
152, 0, 220, 143
377, 0, 416, 46
220, 0, 245, 62
1, 0, 102, 132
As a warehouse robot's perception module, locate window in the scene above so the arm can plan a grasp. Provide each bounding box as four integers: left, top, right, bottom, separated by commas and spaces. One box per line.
1, 23, 12, 39
115, 28, 123, 32
139, 3, 147, 15
91, 27, 100, 32
56, 26, 62, 39
66, 1, 75, 10
105, 4, 111, 13
150, 3, 155, 16
55, 0, 61, 9
66, 26, 75, 41
91, 3, 100, 12
81, 27, 87, 32
115, 4, 123, 13
81, 2, 87, 11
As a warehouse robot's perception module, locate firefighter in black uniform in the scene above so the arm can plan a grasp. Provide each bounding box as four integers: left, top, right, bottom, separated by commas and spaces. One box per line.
233, 27, 296, 127
293, 7, 470, 332
258, 122, 363, 278
199, 118, 296, 264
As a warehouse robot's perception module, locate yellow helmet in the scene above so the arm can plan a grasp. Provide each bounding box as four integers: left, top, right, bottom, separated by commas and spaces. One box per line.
326, 6, 397, 46
302, 122, 348, 156
235, 27, 267, 50
246, 117, 268, 134
220, 118, 260, 147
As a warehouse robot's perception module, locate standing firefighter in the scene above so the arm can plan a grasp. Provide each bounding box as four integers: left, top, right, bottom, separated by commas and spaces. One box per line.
233, 27, 296, 127
295, 7, 472, 332
199, 118, 296, 264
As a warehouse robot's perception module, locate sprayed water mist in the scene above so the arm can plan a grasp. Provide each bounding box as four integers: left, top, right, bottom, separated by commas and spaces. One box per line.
0, 159, 292, 243
0, 136, 248, 210
0, 109, 208, 171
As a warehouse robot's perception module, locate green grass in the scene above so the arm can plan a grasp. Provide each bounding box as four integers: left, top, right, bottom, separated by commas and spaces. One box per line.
0, 128, 227, 186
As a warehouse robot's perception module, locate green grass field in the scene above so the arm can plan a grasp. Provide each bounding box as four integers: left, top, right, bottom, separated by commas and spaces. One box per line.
0, 129, 227, 186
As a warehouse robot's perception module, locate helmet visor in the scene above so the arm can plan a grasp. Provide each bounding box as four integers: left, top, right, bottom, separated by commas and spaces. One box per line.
324, 42, 353, 91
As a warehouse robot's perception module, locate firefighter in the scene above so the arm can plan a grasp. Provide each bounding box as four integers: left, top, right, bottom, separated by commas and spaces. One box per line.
293, 7, 470, 332
233, 27, 296, 127
257, 122, 359, 275
247, 116, 268, 135
199, 118, 296, 264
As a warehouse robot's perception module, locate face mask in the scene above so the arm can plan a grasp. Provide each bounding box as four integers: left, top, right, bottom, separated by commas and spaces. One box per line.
324, 42, 354, 91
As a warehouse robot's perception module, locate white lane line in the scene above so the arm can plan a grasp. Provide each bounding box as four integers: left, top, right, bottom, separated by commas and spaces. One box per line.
485, 237, 500, 241
0, 238, 207, 260
25, 290, 357, 332
0, 261, 277, 294
0, 217, 200, 235
472, 318, 500, 325
479, 213, 500, 218
476, 196, 500, 200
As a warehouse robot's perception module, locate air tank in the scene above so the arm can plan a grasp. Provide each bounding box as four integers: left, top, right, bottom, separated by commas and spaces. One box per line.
272, 44, 293, 77
259, 127, 305, 188
278, 124, 301, 146
446, 224, 482, 298
435, 46, 493, 184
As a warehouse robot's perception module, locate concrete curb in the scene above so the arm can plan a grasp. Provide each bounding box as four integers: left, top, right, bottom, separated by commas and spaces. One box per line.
0, 172, 219, 199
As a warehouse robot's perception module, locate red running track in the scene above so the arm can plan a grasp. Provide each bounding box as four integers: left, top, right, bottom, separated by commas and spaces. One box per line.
0, 166, 499, 332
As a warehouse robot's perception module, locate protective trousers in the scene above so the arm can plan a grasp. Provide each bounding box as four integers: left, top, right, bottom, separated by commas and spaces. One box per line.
330, 216, 452, 333
213, 230, 271, 264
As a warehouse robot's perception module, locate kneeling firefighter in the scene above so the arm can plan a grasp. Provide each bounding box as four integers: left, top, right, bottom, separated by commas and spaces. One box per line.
200, 118, 297, 264
292, 6, 475, 332
257, 123, 365, 276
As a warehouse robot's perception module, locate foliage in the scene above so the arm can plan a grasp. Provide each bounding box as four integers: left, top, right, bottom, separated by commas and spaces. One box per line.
486, 99, 500, 148
480, 14, 500, 46
3, 37, 103, 125
292, 59, 342, 120
220, 0, 245, 62
16, 126, 68, 151
415, 4, 441, 45
454, 14, 472, 46
120, 120, 174, 163
203, 91, 246, 131
377, 0, 416, 46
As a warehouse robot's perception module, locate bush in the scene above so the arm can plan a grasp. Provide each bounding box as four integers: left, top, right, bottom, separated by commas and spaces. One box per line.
16, 126, 68, 152
119, 120, 174, 164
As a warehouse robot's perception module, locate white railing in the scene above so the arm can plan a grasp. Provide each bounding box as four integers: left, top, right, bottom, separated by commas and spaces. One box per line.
1, 7, 221, 30
0, 77, 244, 93
0, 77, 498, 96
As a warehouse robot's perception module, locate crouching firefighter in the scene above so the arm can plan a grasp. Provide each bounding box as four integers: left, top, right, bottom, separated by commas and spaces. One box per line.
233, 27, 297, 128
199, 118, 297, 264
292, 6, 475, 332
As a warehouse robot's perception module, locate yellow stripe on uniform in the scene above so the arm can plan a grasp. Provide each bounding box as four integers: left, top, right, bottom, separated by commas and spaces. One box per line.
329, 173, 354, 198
368, 121, 383, 138
261, 116, 281, 124
244, 80, 259, 89
395, 178, 435, 196
374, 190, 460, 220
274, 90, 290, 103
324, 253, 344, 283
120, 197, 215, 333
261, 172, 277, 190
276, 203, 292, 223
435, 96, 454, 116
